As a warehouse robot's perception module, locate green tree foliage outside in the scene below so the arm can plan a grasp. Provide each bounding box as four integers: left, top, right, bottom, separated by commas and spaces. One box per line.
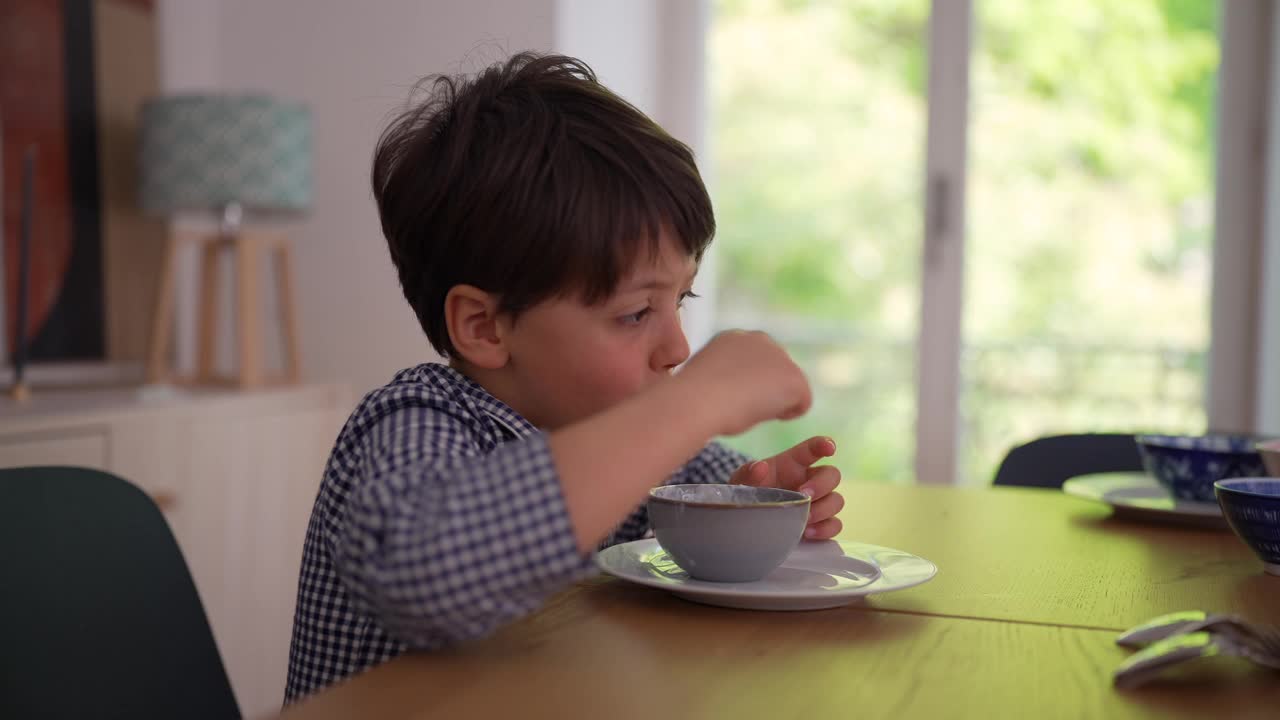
710, 0, 1218, 484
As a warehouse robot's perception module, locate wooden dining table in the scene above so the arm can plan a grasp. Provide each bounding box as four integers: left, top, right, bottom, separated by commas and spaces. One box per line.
275, 484, 1280, 719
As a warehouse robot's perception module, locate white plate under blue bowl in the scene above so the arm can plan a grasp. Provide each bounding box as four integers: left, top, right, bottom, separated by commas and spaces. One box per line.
595, 538, 937, 611
1062, 472, 1227, 529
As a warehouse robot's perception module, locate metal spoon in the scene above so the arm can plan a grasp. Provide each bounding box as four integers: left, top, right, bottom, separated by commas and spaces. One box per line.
1116, 610, 1256, 649
1114, 631, 1221, 689
1114, 629, 1280, 689
1116, 625, 1280, 686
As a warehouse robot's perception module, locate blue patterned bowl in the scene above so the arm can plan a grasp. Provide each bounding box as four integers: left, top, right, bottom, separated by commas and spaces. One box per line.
1136, 434, 1266, 503
1214, 478, 1280, 576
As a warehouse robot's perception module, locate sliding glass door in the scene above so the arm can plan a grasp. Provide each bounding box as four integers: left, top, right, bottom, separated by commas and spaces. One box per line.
709, 0, 1221, 484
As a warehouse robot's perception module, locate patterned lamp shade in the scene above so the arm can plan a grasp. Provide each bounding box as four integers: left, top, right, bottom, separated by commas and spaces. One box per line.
138, 93, 312, 214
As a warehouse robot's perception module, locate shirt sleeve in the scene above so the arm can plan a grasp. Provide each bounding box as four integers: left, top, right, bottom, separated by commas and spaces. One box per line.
329, 407, 593, 649
672, 440, 753, 485
600, 440, 754, 547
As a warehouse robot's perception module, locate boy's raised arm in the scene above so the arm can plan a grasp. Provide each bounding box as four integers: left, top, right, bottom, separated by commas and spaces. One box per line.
551, 330, 810, 553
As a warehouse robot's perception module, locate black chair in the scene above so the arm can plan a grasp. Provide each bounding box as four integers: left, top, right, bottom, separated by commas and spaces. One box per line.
992, 433, 1144, 489
0, 466, 240, 719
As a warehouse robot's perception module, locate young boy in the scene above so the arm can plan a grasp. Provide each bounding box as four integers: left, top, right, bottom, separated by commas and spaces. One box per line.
284, 51, 844, 703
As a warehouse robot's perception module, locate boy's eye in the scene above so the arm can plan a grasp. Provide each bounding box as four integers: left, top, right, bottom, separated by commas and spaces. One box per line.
620, 308, 651, 326
677, 290, 701, 308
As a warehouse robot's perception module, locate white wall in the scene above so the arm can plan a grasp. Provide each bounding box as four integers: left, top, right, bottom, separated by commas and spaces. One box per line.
157, 0, 715, 396
554, 0, 708, 152
555, 0, 719, 349
158, 0, 558, 397
1259, 2, 1280, 435
155, 0, 221, 376
556, 0, 661, 115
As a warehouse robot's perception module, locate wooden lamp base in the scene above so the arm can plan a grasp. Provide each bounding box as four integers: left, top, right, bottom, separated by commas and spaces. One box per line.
147, 228, 301, 389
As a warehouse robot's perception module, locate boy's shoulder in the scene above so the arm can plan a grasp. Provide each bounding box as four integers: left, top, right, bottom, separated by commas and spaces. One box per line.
342, 363, 531, 449
360, 362, 474, 412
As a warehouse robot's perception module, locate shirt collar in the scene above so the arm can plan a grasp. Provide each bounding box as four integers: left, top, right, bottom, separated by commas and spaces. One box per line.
433, 364, 537, 441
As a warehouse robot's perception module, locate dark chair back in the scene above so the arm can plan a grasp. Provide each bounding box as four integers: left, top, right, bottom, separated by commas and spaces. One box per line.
992, 433, 1144, 489
0, 466, 240, 719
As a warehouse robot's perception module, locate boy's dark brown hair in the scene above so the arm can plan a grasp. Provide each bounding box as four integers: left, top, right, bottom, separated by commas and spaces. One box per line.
372, 52, 716, 358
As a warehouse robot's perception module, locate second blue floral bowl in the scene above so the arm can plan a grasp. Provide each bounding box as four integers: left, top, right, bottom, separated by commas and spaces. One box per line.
1136, 433, 1267, 503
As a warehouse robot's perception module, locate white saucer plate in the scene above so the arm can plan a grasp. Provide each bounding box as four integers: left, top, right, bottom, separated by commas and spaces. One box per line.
1063, 472, 1227, 529
595, 538, 937, 611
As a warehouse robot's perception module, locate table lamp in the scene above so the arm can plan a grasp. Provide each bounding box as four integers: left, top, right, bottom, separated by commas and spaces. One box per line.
139, 93, 311, 388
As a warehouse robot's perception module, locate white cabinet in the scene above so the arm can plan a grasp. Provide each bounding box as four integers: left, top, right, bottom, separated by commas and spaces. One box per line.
0, 383, 351, 718
0, 429, 108, 468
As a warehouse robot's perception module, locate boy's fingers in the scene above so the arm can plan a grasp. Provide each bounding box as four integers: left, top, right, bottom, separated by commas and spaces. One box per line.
731, 460, 771, 486
805, 490, 844, 523
787, 436, 836, 468
798, 465, 841, 496
752, 460, 773, 486
803, 516, 843, 541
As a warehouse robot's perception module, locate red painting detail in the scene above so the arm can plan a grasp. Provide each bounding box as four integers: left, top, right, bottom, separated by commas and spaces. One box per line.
1, 0, 74, 353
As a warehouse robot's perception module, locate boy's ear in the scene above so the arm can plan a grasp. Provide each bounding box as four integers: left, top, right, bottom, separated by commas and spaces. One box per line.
444, 285, 509, 370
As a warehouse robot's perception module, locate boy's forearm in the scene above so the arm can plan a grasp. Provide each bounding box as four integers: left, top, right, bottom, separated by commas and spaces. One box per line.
549, 374, 721, 553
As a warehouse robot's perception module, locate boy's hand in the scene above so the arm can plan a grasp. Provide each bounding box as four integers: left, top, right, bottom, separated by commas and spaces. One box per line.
675, 330, 811, 437
729, 436, 844, 540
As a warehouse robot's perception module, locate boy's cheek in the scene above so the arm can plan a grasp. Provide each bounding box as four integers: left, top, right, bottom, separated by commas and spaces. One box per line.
583, 352, 650, 396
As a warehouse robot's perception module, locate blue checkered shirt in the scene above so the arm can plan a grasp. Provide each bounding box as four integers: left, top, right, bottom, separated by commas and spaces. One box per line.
284, 363, 749, 703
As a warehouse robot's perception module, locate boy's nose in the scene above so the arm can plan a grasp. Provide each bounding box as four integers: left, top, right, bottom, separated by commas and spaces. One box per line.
653, 316, 691, 373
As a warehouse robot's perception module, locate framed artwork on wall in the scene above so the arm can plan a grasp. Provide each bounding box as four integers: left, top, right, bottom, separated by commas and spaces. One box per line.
1, 0, 162, 388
